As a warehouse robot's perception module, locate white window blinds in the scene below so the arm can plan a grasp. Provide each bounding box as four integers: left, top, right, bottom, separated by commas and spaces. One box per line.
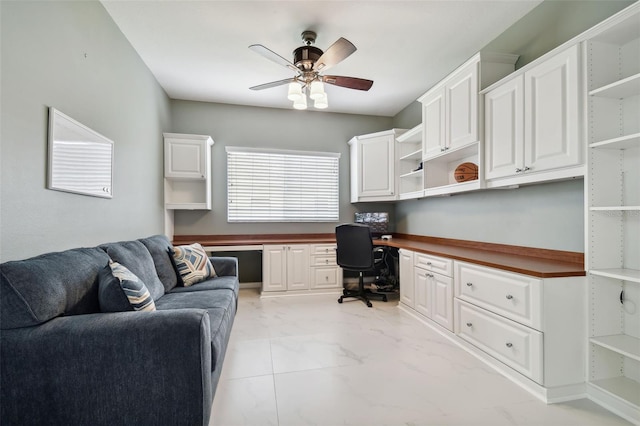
226, 147, 340, 222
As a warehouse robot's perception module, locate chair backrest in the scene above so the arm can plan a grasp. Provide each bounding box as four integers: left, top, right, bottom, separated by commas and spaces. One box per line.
335, 223, 374, 271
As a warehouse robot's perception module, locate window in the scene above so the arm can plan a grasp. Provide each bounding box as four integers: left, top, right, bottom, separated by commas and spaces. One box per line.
226, 147, 340, 222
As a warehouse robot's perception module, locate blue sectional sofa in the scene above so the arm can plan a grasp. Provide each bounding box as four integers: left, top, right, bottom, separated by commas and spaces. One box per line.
0, 235, 238, 426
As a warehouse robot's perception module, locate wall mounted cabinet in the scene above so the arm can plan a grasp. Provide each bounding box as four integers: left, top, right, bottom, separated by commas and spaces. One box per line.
584, 4, 640, 423
418, 52, 518, 197
349, 129, 406, 202
484, 45, 583, 187
164, 133, 213, 210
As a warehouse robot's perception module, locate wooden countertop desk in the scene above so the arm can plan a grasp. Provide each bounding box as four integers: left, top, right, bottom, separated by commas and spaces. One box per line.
173, 233, 585, 279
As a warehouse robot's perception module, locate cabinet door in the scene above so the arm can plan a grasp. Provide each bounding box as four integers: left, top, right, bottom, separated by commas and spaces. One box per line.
165, 139, 206, 179
262, 245, 287, 292
399, 249, 415, 308
446, 61, 479, 150
485, 75, 524, 180
287, 245, 309, 290
414, 267, 431, 318
422, 88, 446, 159
524, 45, 581, 174
359, 135, 395, 198
431, 273, 454, 331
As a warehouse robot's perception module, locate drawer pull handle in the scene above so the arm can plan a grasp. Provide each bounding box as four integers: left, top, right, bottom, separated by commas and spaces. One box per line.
426, 273, 434, 278
506, 342, 513, 348
426, 262, 432, 266
506, 294, 513, 300
466, 282, 473, 287
466, 322, 472, 327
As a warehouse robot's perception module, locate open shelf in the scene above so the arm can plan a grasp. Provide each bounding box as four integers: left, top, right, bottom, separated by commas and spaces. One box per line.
590, 268, 640, 283
590, 206, 640, 211
400, 149, 422, 161
591, 335, 640, 361
589, 73, 640, 98
590, 133, 640, 150
590, 377, 640, 408
399, 169, 423, 179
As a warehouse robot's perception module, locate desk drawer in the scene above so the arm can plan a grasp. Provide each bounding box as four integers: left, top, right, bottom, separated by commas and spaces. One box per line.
415, 253, 452, 276
311, 244, 336, 256
310, 266, 341, 289
311, 256, 337, 267
455, 261, 542, 329
456, 299, 543, 384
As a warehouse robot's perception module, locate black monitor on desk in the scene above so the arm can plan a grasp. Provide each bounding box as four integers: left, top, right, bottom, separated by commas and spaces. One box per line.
355, 212, 389, 239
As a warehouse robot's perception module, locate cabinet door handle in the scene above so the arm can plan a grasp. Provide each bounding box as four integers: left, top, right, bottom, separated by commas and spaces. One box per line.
466, 322, 473, 327
426, 262, 432, 266
506, 342, 513, 348
506, 294, 513, 300
466, 282, 473, 287
425, 273, 433, 278
515, 168, 523, 173
523, 166, 530, 172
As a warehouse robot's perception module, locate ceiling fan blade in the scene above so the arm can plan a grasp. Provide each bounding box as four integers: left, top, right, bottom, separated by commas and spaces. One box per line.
249, 78, 295, 91
322, 75, 373, 91
249, 44, 299, 73
313, 38, 356, 72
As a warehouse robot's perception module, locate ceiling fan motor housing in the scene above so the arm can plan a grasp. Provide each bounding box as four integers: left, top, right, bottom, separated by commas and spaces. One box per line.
293, 46, 323, 71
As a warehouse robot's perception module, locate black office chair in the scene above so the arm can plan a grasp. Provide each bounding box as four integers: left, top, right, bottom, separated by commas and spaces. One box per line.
336, 223, 388, 308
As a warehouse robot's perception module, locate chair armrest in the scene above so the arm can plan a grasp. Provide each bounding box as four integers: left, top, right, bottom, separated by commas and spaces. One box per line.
1, 309, 212, 426
209, 256, 238, 277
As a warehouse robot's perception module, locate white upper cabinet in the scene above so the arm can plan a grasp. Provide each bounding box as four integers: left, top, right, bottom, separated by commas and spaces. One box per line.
484, 45, 583, 187
524, 44, 581, 173
446, 62, 479, 150
422, 88, 446, 159
349, 129, 406, 202
163, 133, 213, 210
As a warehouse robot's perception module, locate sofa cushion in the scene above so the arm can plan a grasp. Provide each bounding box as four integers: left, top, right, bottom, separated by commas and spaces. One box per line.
100, 240, 165, 301
0, 248, 110, 329
98, 261, 156, 312
138, 235, 179, 293
171, 243, 216, 286
155, 290, 236, 372
169, 276, 239, 300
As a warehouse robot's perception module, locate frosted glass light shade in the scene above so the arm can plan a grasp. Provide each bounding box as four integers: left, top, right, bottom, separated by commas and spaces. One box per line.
293, 95, 307, 110
309, 80, 325, 100
314, 93, 328, 109
287, 83, 302, 101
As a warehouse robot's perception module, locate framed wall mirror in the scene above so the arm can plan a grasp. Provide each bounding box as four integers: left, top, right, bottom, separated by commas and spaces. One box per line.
47, 107, 114, 199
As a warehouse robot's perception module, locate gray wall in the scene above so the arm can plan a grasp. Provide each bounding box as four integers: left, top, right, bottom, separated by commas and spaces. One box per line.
390, 0, 632, 252
0, 1, 171, 261
170, 100, 394, 236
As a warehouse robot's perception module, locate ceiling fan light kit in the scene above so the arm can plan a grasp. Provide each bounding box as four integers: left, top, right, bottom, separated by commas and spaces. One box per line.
249, 30, 373, 111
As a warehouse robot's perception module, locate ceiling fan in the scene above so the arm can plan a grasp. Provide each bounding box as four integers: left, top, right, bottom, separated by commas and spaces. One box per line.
249, 31, 373, 109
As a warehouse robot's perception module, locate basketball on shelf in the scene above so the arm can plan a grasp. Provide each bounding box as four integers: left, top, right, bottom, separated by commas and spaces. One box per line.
454, 162, 478, 182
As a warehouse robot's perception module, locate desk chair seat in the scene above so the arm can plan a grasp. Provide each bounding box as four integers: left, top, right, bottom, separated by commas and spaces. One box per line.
335, 223, 388, 308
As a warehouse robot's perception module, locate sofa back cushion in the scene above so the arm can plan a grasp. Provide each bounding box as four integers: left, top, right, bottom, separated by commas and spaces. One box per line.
138, 235, 179, 293
99, 240, 165, 301
0, 247, 109, 329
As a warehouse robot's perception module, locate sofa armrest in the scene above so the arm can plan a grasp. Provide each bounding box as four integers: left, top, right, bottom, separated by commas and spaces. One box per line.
209, 256, 238, 277
1, 309, 213, 426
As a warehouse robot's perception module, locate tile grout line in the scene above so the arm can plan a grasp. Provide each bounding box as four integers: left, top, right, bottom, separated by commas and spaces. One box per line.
268, 335, 281, 426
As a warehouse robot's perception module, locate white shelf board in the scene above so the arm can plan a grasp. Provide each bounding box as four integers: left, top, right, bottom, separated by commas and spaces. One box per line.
400, 149, 422, 161
590, 206, 640, 211
591, 335, 640, 361
424, 179, 480, 197
589, 73, 640, 98
166, 202, 210, 210
399, 190, 424, 200
590, 268, 640, 283
399, 169, 423, 179
590, 377, 640, 408
424, 141, 478, 164
396, 124, 422, 143
590, 133, 640, 150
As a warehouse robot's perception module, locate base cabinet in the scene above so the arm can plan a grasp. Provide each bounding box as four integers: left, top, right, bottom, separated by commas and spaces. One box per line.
262, 243, 341, 294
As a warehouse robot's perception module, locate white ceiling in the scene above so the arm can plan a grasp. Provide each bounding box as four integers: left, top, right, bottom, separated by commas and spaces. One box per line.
101, 0, 542, 117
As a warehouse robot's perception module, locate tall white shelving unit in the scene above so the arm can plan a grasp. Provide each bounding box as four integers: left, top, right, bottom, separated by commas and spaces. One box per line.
396, 124, 424, 199
585, 4, 640, 424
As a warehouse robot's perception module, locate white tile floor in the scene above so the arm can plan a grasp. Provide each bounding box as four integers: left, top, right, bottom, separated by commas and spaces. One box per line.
210, 289, 630, 426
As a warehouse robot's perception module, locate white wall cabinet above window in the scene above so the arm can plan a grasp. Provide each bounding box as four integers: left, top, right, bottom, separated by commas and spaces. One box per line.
484, 44, 584, 188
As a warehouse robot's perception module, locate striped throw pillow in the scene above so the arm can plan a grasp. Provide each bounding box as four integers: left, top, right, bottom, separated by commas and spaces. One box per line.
171, 243, 216, 286
99, 260, 156, 312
